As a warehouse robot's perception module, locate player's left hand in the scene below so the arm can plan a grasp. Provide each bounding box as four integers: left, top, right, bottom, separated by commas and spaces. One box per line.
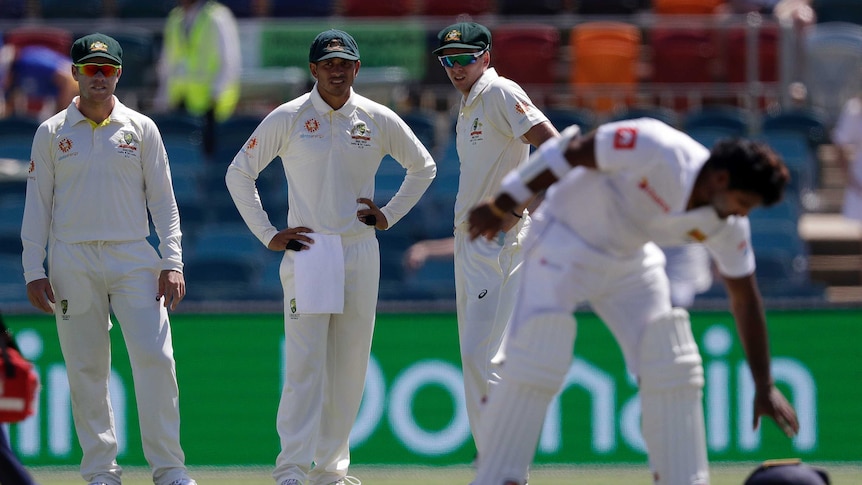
158, 269, 186, 311
468, 201, 505, 241
357, 198, 388, 229
752, 384, 799, 438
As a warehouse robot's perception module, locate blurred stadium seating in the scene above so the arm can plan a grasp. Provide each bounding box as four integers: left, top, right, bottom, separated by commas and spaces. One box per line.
1, 2, 859, 306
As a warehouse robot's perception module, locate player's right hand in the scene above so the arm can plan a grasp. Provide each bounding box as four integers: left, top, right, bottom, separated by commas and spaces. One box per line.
26, 278, 55, 314
753, 384, 799, 438
268, 226, 314, 252
468, 201, 505, 241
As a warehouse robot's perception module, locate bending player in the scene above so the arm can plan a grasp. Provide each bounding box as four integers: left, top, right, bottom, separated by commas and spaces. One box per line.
467, 118, 800, 485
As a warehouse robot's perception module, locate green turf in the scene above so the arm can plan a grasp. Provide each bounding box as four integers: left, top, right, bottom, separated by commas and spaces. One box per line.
28, 464, 862, 484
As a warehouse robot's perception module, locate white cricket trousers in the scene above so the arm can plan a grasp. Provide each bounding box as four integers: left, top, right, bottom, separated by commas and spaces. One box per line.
273, 233, 379, 485
48, 239, 187, 485
453, 219, 526, 454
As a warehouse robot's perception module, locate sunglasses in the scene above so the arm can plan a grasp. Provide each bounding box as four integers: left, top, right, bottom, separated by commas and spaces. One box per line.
75, 63, 122, 77
438, 49, 487, 68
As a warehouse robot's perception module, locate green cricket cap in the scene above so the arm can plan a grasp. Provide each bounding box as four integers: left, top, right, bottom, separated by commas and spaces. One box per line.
309, 29, 360, 63
70, 33, 123, 65
433, 22, 491, 54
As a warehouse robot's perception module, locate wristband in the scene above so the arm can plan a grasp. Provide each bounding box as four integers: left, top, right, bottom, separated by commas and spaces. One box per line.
500, 170, 533, 206
487, 200, 507, 219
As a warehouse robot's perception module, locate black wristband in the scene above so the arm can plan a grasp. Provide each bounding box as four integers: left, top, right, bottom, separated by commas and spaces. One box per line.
511, 210, 522, 219
286, 240, 304, 251
363, 214, 377, 226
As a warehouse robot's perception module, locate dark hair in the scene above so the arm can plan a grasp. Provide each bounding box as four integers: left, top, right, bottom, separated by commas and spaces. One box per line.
704, 138, 789, 206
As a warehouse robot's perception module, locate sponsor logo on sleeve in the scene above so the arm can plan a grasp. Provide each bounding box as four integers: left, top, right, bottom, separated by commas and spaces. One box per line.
613, 127, 637, 149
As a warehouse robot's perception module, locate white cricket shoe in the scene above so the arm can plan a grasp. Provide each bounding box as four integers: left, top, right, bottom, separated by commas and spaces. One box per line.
169, 480, 197, 485
280, 480, 301, 485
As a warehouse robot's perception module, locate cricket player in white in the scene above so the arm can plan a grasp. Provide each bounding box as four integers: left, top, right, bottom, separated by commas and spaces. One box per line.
468, 118, 801, 485
226, 30, 435, 485
433, 22, 559, 454
21, 34, 195, 485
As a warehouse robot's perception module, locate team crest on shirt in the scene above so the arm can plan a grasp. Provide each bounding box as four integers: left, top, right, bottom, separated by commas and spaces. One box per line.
246, 137, 258, 151
613, 127, 638, 149
687, 228, 707, 242
289, 298, 298, 319
60, 300, 70, 320
349, 121, 372, 148
469, 117, 484, 144
27, 160, 35, 180
117, 131, 139, 157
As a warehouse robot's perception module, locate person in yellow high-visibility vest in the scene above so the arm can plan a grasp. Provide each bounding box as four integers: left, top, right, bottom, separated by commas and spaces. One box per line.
155, 0, 240, 157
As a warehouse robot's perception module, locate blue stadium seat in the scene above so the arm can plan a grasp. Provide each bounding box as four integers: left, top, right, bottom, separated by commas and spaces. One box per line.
115, 0, 175, 18
39, 0, 104, 18
400, 110, 437, 154
682, 106, 751, 137
182, 254, 260, 301
609, 106, 680, 127
403, 259, 456, 300
0, 0, 27, 18
0, 255, 27, 303
545, 108, 597, 133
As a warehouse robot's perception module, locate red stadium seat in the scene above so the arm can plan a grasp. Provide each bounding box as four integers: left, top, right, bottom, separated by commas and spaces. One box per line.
490, 24, 561, 87
341, 0, 412, 16
653, 0, 724, 14
3, 26, 72, 55
650, 27, 721, 108
418, 0, 492, 16
724, 25, 779, 83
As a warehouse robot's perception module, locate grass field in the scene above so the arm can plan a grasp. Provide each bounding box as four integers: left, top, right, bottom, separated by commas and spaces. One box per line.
28, 463, 862, 484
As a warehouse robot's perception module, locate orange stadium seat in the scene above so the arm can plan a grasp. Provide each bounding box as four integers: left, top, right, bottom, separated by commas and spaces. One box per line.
491, 24, 561, 87
569, 21, 642, 113
653, 0, 724, 14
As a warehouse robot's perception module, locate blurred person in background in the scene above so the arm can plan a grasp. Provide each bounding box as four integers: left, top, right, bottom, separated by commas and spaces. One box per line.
154, 0, 240, 158
0, 43, 77, 120
832, 93, 862, 226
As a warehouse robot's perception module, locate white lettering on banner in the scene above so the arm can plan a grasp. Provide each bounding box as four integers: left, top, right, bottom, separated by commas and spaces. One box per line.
14, 332, 128, 458
387, 360, 469, 455
540, 359, 616, 453
704, 326, 733, 451
349, 325, 818, 457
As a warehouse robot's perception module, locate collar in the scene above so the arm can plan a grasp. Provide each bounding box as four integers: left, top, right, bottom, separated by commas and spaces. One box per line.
65, 95, 131, 126
310, 83, 357, 115
463, 67, 499, 107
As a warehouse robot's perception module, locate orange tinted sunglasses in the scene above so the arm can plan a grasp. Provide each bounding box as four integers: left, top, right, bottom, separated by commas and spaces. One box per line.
75, 63, 122, 77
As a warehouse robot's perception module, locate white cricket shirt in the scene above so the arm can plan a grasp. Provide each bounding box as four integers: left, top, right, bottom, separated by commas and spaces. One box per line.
454, 68, 549, 226
226, 86, 436, 246
544, 118, 755, 278
21, 97, 183, 283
